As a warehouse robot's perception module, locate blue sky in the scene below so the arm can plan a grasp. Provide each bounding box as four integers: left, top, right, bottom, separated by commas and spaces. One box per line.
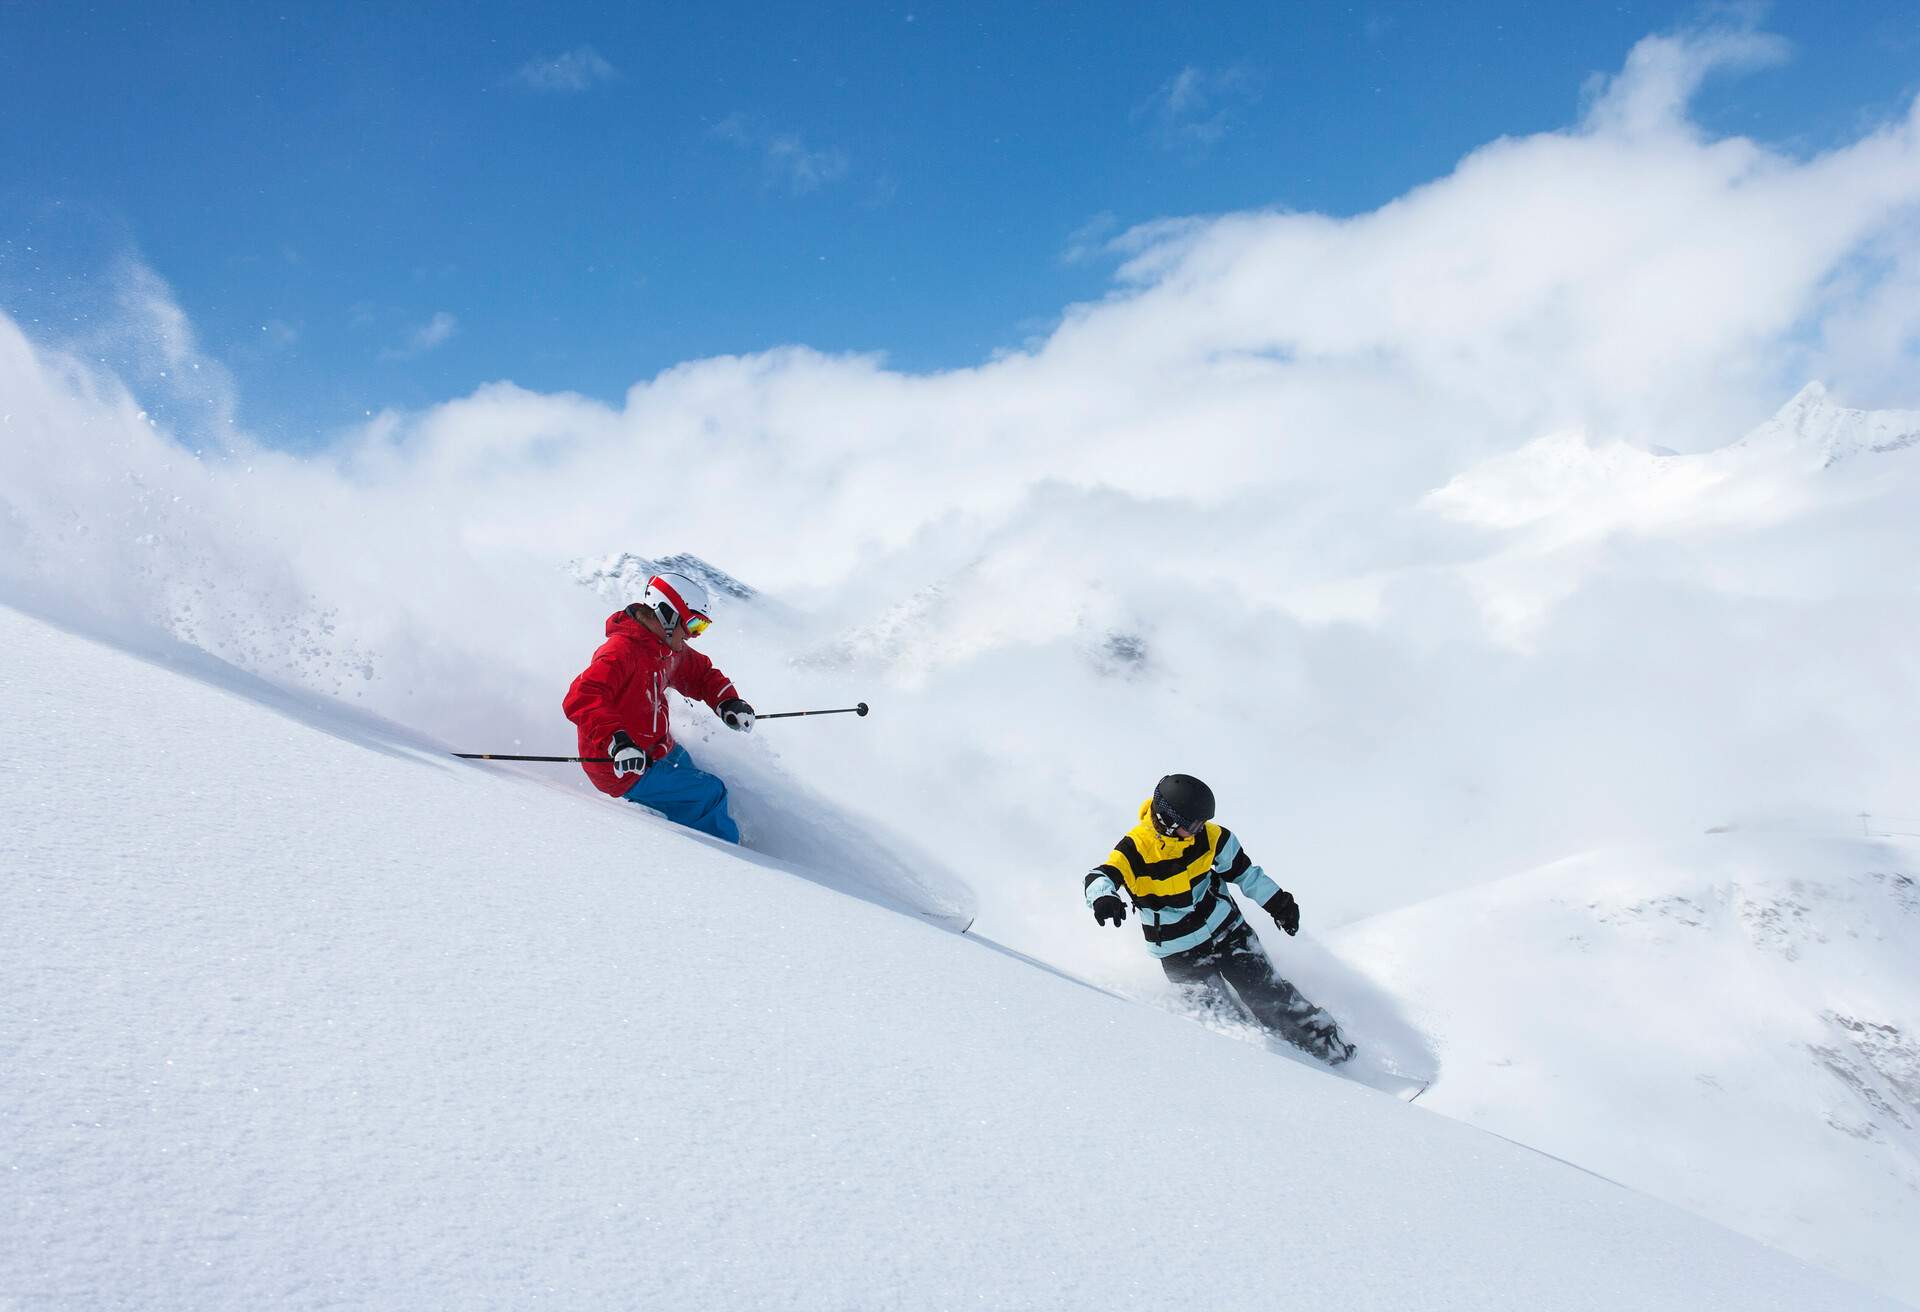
2, 1, 1916, 442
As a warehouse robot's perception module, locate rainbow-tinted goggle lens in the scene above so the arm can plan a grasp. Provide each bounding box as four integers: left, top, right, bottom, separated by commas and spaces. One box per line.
681, 611, 712, 638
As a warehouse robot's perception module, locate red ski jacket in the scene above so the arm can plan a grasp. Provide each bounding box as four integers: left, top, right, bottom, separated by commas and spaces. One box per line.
562, 606, 742, 797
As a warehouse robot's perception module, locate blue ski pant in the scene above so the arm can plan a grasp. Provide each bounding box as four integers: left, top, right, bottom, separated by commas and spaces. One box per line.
621, 744, 740, 844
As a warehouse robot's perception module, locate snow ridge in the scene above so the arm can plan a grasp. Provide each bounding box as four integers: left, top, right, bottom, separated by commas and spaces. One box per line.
1748, 382, 1920, 467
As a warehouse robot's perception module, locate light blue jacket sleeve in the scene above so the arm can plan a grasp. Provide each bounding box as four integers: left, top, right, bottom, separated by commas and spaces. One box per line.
1083, 865, 1121, 907
1213, 830, 1281, 907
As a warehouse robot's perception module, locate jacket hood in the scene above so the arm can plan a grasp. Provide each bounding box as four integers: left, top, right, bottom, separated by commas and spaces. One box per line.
606, 606, 663, 643
1133, 798, 1211, 853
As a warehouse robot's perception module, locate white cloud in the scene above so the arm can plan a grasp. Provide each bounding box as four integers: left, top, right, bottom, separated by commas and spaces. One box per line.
1135, 63, 1261, 152
766, 134, 850, 193
513, 46, 617, 93
714, 114, 850, 194
1581, 23, 1789, 138
1061, 211, 1121, 265
383, 311, 458, 360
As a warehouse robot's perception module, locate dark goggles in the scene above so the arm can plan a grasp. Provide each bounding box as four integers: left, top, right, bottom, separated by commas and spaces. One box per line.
1152, 805, 1202, 838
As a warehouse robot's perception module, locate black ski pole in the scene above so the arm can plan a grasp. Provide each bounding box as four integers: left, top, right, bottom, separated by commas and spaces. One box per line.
755, 702, 870, 721
453, 703, 870, 761
453, 752, 617, 762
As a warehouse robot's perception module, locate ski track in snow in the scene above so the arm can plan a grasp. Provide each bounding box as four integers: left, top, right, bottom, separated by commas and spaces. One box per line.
3, 603, 1904, 1311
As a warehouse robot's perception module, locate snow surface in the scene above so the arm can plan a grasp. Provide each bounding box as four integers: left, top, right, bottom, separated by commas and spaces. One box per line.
1339, 831, 1920, 1304
2, 604, 1899, 1309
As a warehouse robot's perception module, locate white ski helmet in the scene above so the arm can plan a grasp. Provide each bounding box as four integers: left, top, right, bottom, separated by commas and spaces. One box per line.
642, 571, 713, 636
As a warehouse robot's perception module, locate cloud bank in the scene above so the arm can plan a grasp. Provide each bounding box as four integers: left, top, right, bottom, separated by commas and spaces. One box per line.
3, 26, 1919, 974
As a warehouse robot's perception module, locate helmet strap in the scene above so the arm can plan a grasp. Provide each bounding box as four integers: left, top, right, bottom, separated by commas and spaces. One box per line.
628, 599, 680, 634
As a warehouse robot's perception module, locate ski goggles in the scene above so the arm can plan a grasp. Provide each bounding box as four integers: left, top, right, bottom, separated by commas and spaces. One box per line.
1152, 806, 1202, 838
681, 611, 712, 638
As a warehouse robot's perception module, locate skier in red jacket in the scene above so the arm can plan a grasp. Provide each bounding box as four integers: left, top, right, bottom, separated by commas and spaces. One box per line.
562, 570, 755, 843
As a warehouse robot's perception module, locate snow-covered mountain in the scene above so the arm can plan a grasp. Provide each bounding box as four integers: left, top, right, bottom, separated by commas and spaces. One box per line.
1341, 830, 1920, 1302
1740, 382, 1920, 467
2, 601, 1902, 1310
570, 551, 762, 607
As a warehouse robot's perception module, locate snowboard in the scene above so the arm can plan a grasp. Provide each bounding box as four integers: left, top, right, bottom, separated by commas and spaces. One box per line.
1261, 1033, 1433, 1102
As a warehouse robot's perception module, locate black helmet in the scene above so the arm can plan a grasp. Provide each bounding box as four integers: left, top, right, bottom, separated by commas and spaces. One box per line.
1151, 774, 1215, 837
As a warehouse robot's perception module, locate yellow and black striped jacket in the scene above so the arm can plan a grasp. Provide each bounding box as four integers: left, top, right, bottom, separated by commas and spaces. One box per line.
1084, 800, 1284, 958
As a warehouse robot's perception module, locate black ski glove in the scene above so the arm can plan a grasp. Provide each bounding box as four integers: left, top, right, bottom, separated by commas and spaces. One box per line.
608, 731, 648, 778
1265, 889, 1300, 936
1092, 894, 1127, 927
718, 698, 755, 733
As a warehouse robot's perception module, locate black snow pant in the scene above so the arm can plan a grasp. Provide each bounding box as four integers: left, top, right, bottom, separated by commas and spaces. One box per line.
1160, 919, 1354, 1064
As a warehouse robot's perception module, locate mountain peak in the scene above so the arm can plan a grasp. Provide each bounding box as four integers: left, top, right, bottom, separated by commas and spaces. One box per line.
1784, 379, 1829, 410
1745, 383, 1920, 468
570, 552, 759, 606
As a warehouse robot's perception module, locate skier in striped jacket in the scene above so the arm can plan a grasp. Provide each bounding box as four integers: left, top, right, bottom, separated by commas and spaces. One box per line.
1084, 774, 1355, 1064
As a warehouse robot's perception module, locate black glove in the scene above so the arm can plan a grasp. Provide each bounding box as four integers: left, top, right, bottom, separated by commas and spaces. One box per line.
718, 698, 755, 733
1265, 889, 1300, 936
1092, 894, 1127, 927
608, 731, 648, 778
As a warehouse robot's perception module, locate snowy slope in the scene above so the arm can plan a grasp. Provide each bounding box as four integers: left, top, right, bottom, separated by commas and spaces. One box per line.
1339, 832, 1920, 1305
2, 604, 1901, 1310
